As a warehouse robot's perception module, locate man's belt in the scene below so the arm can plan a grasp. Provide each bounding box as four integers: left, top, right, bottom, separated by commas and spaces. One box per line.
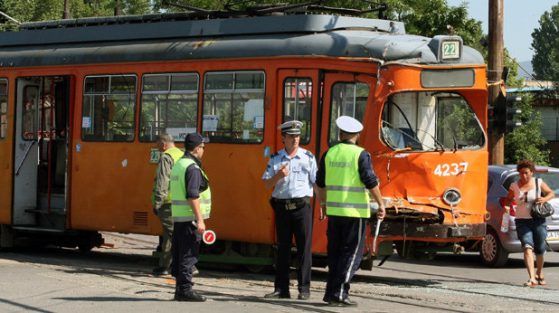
271, 197, 310, 210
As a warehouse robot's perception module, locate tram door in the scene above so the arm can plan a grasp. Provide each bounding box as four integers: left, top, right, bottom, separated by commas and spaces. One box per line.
316, 72, 377, 253
13, 76, 71, 229
319, 73, 376, 150
277, 69, 326, 251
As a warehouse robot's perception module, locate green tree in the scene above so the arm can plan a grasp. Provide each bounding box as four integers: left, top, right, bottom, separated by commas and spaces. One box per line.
155, 0, 485, 52
531, 4, 559, 81
504, 49, 524, 88
0, 0, 152, 22
504, 93, 550, 165
383, 0, 484, 52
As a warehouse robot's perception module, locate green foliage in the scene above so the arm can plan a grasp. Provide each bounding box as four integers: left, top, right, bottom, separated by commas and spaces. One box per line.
383, 0, 484, 51
504, 93, 550, 165
439, 98, 484, 148
504, 49, 524, 88
531, 4, 559, 81
0, 0, 152, 22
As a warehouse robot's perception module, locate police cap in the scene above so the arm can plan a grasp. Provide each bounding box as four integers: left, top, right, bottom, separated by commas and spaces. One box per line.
184, 132, 209, 150
279, 120, 303, 135
336, 116, 363, 133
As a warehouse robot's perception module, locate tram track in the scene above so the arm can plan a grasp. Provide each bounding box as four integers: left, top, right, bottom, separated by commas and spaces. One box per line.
100, 232, 559, 305
4, 232, 558, 312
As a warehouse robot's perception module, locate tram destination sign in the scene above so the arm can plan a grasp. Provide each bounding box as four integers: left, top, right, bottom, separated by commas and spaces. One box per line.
441, 40, 461, 60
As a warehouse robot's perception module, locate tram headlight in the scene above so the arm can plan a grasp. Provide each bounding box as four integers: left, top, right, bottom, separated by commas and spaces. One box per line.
442, 188, 461, 206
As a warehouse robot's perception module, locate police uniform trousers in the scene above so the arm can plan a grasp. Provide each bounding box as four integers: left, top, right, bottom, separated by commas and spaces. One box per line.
157, 203, 174, 270
324, 216, 367, 301
271, 198, 313, 294
171, 221, 201, 292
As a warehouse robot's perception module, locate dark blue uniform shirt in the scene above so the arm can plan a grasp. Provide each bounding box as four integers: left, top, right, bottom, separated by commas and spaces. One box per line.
183, 152, 209, 199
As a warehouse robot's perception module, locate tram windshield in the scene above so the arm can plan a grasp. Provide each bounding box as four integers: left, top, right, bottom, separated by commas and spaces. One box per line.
381, 91, 484, 152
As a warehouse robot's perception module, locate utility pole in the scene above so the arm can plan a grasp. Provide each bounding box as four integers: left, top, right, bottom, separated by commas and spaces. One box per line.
115, 0, 123, 16
488, 0, 504, 164
63, 0, 71, 19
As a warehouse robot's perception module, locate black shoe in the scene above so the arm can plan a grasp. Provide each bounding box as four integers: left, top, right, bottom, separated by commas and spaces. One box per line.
264, 290, 290, 299
298, 292, 310, 300
175, 290, 206, 302
152, 267, 169, 276
329, 297, 357, 307
323, 294, 331, 303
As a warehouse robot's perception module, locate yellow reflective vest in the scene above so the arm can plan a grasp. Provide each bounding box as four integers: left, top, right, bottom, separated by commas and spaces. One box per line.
325, 143, 370, 218
170, 157, 212, 222
151, 146, 184, 204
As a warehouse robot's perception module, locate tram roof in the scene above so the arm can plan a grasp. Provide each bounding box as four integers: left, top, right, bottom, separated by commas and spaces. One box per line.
0, 13, 484, 68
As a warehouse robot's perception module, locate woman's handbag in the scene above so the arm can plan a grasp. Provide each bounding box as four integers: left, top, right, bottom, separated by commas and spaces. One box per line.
531, 178, 555, 218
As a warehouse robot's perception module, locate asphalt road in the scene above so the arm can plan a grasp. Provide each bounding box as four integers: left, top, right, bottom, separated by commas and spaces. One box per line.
0, 233, 558, 312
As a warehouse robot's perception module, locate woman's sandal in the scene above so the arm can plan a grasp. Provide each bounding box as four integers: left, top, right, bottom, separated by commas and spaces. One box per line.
536, 275, 547, 286
524, 279, 538, 287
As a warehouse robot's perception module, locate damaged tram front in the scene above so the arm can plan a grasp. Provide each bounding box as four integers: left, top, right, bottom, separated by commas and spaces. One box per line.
365, 50, 488, 259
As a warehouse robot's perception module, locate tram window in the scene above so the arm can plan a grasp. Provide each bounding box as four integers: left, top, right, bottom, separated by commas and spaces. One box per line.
0, 79, 7, 139
140, 73, 199, 142
381, 92, 484, 151
283, 78, 312, 144
22, 86, 39, 141
328, 82, 369, 144
202, 71, 265, 143
82, 75, 136, 142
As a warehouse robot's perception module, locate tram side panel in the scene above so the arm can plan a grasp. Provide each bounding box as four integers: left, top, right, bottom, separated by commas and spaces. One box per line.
66, 64, 278, 243
69, 141, 160, 234
68, 72, 160, 235
0, 77, 13, 225
203, 144, 276, 244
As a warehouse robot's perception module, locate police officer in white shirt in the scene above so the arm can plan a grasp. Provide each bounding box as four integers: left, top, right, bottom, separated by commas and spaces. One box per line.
261, 120, 318, 300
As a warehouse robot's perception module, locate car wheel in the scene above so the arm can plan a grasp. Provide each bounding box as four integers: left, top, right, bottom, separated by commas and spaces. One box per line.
479, 229, 509, 267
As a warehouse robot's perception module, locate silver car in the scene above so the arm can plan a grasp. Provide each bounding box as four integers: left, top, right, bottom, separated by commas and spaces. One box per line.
480, 165, 559, 267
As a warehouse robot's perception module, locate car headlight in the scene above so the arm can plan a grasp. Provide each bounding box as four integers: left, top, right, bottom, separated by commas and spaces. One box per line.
442, 188, 461, 206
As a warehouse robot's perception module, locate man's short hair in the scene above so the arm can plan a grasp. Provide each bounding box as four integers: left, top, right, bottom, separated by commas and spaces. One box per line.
157, 133, 174, 144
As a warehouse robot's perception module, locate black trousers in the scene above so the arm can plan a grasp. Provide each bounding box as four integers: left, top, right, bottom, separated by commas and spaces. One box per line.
171, 221, 201, 292
271, 200, 313, 294
324, 216, 367, 301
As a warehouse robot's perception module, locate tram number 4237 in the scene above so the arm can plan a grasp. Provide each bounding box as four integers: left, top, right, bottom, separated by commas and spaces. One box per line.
433, 162, 469, 176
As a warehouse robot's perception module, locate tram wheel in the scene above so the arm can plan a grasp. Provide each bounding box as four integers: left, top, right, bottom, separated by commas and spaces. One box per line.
395, 241, 436, 260
395, 241, 411, 258
78, 242, 94, 253
77, 231, 103, 253
0, 225, 14, 249
240, 243, 273, 273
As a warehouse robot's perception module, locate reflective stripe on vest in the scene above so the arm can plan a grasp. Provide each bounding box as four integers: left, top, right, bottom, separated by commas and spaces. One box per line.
325, 143, 370, 218
170, 157, 212, 222
151, 146, 184, 204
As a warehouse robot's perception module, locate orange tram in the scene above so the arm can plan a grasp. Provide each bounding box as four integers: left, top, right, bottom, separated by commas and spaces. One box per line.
0, 11, 488, 269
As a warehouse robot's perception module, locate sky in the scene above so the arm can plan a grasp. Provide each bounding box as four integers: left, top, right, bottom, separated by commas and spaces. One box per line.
447, 0, 557, 62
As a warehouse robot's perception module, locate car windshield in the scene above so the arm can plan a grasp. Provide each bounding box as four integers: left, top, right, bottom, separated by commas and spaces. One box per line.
381, 91, 484, 152
503, 171, 559, 196
536, 172, 559, 195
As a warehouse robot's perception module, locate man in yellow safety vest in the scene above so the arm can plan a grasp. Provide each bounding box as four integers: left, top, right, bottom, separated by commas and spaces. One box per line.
170, 132, 211, 302
316, 116, 386, 307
